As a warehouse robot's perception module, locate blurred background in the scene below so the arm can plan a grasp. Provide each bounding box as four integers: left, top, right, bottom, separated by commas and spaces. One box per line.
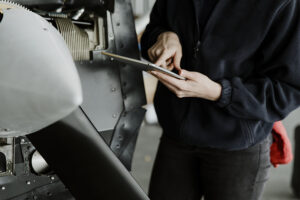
129, 1, 300, 200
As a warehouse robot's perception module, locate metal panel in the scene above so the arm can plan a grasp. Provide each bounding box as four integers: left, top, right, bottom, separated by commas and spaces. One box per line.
0, 138, 72, 200
111, 0, 146, 111
107, 0, 147, 170
27, 108, 149, 200
76, 60, 124, 132
78, 11, 124, 132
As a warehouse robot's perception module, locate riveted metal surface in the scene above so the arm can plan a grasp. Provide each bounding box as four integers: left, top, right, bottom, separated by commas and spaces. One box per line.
111, 0, 146, 111
27, 108, 149, 200
76, 60, 124, 132
110, 108, 146, 169
108, 0, 147, 170
77, 11, 124, 133
0, 137, 72, 200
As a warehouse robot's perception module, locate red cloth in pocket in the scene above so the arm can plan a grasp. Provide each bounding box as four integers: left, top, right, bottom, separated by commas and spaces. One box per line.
271, 121, 293, 168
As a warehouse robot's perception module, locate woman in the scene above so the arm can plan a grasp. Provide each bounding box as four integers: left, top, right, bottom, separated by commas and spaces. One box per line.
141, 0, 300, 199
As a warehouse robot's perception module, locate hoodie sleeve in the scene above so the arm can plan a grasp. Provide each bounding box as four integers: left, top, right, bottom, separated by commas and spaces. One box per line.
216, 0, 300, 122
141, 0, 169, 60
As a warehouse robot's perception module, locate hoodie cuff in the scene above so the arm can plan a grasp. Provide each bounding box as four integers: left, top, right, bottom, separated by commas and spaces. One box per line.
216, 79, 232, 108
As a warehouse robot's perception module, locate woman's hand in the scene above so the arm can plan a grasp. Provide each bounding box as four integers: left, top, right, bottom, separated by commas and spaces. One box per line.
148, 31, 182, 71
151, 70, 222, 101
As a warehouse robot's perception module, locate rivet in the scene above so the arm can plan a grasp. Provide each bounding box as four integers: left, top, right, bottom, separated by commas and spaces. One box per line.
43, 28, 48, 31
26, 181, 31, 185
110, 57, 114, 61
111, 88, 116, 92
50, 176, 55, 180
116, 22, 120, 26
112, 114, 117, 118
21, 138, 25, 143
1, 186, 5, 190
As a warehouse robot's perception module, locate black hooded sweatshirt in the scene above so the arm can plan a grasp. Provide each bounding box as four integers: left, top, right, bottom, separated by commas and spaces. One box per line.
141, 0, 300, 150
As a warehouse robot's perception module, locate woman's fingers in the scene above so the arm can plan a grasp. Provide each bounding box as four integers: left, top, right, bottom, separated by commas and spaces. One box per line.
173, 50, 182, 72
155, 49, 174, 68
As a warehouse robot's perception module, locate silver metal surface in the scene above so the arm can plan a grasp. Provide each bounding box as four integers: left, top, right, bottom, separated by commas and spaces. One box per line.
31, 151, 50, 175
0, 6, 83, 137
0, 138, 14, 176
77, 11, 124, 132
55, 18, 90, 61
0, 0, 28, 10
72, 7, 84, 20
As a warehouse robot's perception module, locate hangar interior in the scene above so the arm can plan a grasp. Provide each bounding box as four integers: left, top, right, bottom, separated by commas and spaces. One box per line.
0, 0, 299, 200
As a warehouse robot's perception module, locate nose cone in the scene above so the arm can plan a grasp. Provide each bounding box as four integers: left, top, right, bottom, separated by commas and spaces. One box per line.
0, 8, 83, 137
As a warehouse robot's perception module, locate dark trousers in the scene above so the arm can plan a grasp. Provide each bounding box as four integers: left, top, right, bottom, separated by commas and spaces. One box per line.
148, 134, 272, 200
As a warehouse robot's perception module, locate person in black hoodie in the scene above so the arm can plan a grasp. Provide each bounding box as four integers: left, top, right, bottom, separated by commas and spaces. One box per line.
141, 0, 300, 199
